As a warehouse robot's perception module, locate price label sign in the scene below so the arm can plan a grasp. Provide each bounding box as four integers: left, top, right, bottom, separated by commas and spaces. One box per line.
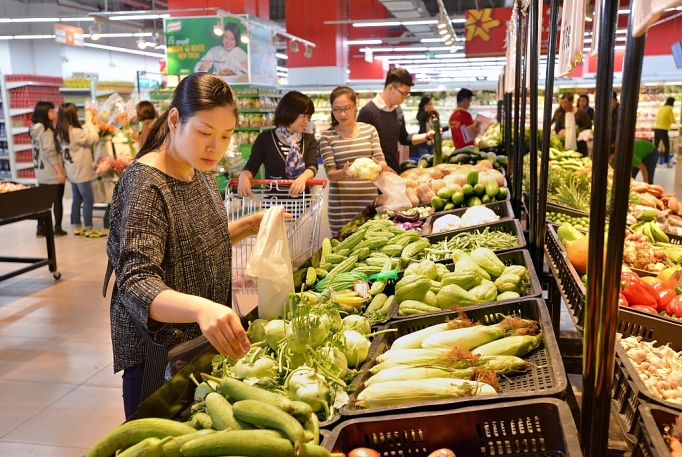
632, 0, 682, 37
557, 0, 586, 76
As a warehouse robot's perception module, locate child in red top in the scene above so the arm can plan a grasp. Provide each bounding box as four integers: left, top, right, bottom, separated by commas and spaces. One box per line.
449, 88, 479, 149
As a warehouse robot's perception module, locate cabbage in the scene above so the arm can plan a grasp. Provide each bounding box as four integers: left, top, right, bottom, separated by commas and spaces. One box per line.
349, 158, 382, 181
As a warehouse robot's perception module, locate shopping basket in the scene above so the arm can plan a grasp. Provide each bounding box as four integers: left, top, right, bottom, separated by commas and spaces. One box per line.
225, 179, 326, 310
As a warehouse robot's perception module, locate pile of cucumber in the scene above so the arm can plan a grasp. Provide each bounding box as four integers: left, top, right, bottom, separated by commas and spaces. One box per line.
431, 170, 509, 212
85, 376, 337, 457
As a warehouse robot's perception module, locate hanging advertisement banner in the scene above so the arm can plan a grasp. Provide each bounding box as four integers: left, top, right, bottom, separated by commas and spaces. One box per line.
504, 13, 517, 94
570, 0, 586, 65
164, 16, 250, 83
557, 0, 586, 76
246, 19, 277, 86
54, 24, 84, 47
633, 0, 682, 38
590, 0, 602, 56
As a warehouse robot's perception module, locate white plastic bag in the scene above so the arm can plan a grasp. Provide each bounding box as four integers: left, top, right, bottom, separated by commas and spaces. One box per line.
374, 172, 412, 213
245, 206, 293, 320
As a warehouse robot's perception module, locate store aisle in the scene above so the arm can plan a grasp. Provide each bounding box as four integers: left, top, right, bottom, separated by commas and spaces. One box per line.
0, 211, 122, 456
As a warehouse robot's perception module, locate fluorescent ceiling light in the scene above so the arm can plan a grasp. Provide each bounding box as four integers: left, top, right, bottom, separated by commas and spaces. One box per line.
60, 17, 94, 22
0, 36, 14, 40
421, 37, 446, 42
14, 34, 56, 39
275, 53, 288, 59
392, 47, 427, 52
110, 14, 170, 21
437, 23, 447, 29
618, 9, 630, 14
0, 19, 10, 23
451, 18, 466, 24
347, 39, 382, 45
353, 21, 401, 27
402, 19, 438, 25
615, 45, 626, 49
84, 42, 165, 57
12, 17, 59, 22
155, 44, 166, 50
133, 32, 153, 37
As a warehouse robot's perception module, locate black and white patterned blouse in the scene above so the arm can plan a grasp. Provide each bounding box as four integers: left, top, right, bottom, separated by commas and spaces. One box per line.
106, 161, 232, 373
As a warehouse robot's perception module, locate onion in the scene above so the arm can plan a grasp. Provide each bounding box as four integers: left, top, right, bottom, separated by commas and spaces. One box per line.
428, 449, 456, 457
348, 448, 380, 457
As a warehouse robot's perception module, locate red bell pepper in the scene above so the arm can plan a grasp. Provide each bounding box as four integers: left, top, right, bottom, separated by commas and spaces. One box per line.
653, 282, 669, 293
666, 295, 682, 317
622, 272, 658, 297
618, 293, 629, 308
621, 273, 659, 310
630, 305, 659, 315
657, 289, 677, 312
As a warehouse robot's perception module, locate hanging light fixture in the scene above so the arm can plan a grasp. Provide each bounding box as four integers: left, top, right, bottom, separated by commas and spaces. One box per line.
137, 36, 146, 49
89, 22, 101, 40
304, 44, 313, 58
213, 16, 224, 36
289, 40, 299, 52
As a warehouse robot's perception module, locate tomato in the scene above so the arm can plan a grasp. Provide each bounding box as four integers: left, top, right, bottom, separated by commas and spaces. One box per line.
653, 282, 669, 293
630, 305, 659, 315
618, 293, 629, 307
657, 289, 677, 312
348, 448, 381, 457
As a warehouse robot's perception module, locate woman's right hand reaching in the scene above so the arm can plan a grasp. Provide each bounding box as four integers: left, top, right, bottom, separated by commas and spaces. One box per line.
196, 302, 250, 360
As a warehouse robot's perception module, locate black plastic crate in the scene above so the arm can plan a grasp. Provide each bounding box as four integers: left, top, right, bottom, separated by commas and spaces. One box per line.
421, 200, 514, 235
423, 218, 526, 253
632, 404, 680, 457
341, 298, 567, 418
325, 398, 582, 456
387, 248, 542, 320
610, 309, 682, 446
546, 202, 589, 218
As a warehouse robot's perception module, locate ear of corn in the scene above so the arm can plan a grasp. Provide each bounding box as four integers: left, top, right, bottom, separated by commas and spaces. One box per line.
355, 378, 496, 409
364, 366, 476, 388
421, 325, 506, 350
472, 334, 543, 357
475, 355, 530, 374
370, 349, 452, 374
391, 323, 450, 350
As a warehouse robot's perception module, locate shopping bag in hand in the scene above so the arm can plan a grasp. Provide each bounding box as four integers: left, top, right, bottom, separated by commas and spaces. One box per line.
374, 172, 413, 213
245, 206, 294, 320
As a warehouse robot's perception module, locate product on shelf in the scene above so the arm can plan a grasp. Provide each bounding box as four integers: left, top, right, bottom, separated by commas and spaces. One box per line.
0, 182, 29, 193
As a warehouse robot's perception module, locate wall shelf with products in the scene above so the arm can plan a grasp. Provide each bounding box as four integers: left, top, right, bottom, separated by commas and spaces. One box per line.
0, 74, 65, 182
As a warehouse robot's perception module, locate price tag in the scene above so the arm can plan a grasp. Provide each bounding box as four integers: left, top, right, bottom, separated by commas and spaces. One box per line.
632, 0, 682, 38
557, 0, 586, 77
354, 281, 370, 299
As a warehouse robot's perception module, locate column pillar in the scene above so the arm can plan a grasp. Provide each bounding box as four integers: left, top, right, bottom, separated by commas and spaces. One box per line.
285, 0, 347, 86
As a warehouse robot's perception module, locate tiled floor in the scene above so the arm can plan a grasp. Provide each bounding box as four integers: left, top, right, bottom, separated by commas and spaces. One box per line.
0, 206, 122, 457
0, 162, 676, 456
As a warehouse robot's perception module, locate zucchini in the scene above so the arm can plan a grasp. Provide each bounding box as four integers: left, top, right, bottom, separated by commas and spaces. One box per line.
161, 429, 216, 457
232, 399, 309, 451
180, 430, 295, 457
84, 418, 196, 457
304, 413, 320, 446
117, 437, 163, 457
365, 293, 388, 316
206, 392, 249, 431
188, 412, 213, 430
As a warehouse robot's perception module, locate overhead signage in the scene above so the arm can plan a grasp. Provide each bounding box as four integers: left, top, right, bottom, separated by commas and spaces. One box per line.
54, 24, 84, 47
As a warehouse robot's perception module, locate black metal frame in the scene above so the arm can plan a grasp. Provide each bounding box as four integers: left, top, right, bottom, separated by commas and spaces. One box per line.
511, 1, 523, 218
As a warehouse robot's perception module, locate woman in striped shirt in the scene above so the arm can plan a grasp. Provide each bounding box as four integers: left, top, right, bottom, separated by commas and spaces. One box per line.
320, 86, 388, 235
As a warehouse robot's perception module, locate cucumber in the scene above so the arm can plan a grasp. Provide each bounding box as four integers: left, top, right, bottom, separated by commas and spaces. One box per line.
232, 399, 309, 451
180, 430, 296, 457
206, 392, 251, 431
117, 437, 164, 457
304, 413, 320, 446
84, 418, 196, 457
189, 412, 213, 430
210, 376, 313, 423
161, 429, 216, 457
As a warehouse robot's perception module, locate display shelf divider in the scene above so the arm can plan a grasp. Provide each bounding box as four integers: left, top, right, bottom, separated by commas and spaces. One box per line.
8, 108, 33, 117
511, 1, 524, 219
6, 81, 62, 89
11, 127, 29, 135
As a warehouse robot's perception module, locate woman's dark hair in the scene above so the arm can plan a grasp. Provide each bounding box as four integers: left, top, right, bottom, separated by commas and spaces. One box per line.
329, 86, 356, 127
224, 22, 241, 44
577, 94, 590, 107
418, 96, 432, 112
55, 103, 82, 144
561, 93, 574, 103
138, 73, 238, 157
31, 101, 55, 132
136, 101, 156, 121
274, 91, 314, 128
666, 97, 675, 106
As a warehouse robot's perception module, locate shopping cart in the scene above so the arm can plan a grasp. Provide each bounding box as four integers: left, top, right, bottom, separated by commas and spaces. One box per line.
225, 179, 327, 313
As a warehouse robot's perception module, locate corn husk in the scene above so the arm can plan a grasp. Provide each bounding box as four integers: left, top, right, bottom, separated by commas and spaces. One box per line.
421, 325, 505, 350
391, 323, 450, 350
365, 366, 476, 387
356, 378, 496, 409
371, 349, 452, 374
472, 334, 543, 357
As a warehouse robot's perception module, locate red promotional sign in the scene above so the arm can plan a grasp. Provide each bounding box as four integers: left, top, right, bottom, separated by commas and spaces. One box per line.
465, 6, 558, 57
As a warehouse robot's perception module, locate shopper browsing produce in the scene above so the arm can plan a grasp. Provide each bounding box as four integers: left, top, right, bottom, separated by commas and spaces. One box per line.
107, 73, 269, 419
449, 89, 479, 149
194, 22, 249, 80
55, 103, 102, 238
654, 97, 676, 167
30, 101, 67, 237
552, 93, 592, 156
237, 91, 318, 198
320, 86, 388, 235
133, 100, 156, 148
416, 96, 438, 156
357, 68, 434, 173
631, 139, 659, 184
577, 94, 595, 123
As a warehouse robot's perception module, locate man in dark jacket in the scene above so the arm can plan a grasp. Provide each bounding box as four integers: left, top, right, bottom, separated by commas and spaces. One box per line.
357, 68, 434, 173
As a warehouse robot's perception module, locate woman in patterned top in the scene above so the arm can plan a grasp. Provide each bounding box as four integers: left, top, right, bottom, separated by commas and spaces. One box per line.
319, 86, 388, 235
107, 73, 267, 418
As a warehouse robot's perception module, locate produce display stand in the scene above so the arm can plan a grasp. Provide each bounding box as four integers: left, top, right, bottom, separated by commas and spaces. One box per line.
632, 404, 680, 457
0, 185, 61, 281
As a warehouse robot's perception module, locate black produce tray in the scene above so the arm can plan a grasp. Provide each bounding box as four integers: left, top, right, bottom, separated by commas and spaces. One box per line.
632, 404, 679, 457
387, 248, 542, 320
423, 218, 526, 253
341, 298, 567, 418
0, 184, 55, 221
421, 200, 514, 235
546, 202, 590, 218
325, 398, 582, 456
610, 309, 682, 446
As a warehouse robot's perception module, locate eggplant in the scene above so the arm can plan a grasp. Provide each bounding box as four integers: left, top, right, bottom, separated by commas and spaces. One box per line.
393, 211, 420, 223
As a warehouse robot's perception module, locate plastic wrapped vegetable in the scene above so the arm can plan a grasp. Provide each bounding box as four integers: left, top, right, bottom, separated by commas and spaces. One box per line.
432, 214, 464, 234
349, 158, 382, 181
461, 206, 500, 227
